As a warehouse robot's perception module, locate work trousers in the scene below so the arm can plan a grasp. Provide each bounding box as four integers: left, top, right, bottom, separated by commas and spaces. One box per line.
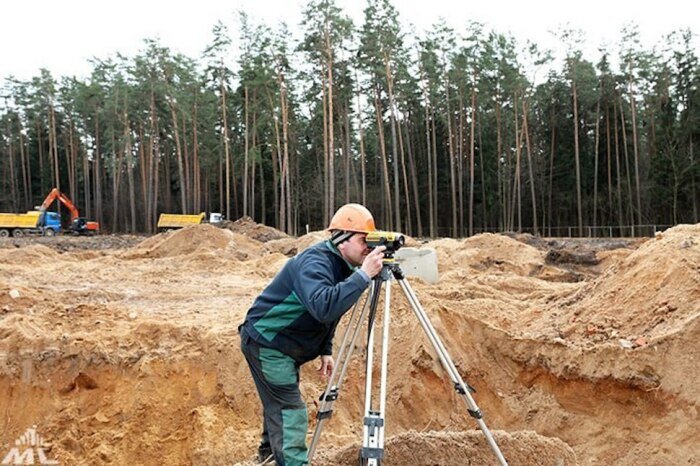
240, 331, 308, 466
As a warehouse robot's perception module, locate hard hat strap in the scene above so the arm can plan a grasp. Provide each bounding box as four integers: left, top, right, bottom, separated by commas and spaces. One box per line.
331, 230, 355, 246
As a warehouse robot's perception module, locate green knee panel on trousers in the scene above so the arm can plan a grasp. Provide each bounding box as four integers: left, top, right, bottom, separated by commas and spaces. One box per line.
282, 407, 308, 466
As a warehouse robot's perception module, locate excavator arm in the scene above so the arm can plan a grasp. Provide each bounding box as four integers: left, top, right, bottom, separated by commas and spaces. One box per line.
39, 188, 80, 221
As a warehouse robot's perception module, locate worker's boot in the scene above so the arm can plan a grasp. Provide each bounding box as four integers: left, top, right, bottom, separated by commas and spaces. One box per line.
257, 442, 273, 464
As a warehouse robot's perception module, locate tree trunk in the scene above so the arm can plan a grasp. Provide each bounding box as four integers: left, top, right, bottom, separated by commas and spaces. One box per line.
244, 85, 249, 218
618, 94, 635, 235
477, 109, 487, 232
425, 99, 435, 237
18, 120, 30, 209
431, 108, 438, 235
67, 116, 77, 202
265, 88, 281, 228
36, 118, 46, 195
181, 109, 191, 213
572, 80, 583, 236
126, 124, 136, 233
691, 137, 697, 222
276, 65, 292, 233
548, 101, 556, 236
7, 129, 17, 211
593, 100, 601, 230
111, 126, 121, 231
49, 103, 60, 192
469, 86, 476, 236
510, 93, 521, 231
94, 111, 103, 229
628, 73, 643, 228
138, 122, 148, 232
606, 105, 612, 228
193, 98, 201, 214
221, 65, 232, 220
322, 82, 329, 225
613, 100, 624, 233
457, 93, 464, 236
384, 53, 401, 232
168, 99, 186, 214
396, 105, 412, 235
374, 84, 393, 230
445, 77, 457, 237
251, 112, 257, 220
344, 104, 351, 205
404, 116, 422, 237
496, 98, 505, 230
522, 99, 538, 235
325, 26, 336, 220
355, 76, 367, 206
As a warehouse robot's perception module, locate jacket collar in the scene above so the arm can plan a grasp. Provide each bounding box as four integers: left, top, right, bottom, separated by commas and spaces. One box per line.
325, 240, 356, 271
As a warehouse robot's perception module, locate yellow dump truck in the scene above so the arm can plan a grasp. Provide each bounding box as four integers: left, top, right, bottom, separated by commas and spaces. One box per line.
157, 213, 206, 230
156, 212, 224, 231
0, 211, 62, 237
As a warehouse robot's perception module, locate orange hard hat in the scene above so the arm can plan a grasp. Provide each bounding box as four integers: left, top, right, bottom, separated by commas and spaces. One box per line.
328, 203, 376, 234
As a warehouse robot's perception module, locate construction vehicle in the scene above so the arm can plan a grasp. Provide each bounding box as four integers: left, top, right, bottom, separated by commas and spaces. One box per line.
38, 188, 100, 235
0, 211, 61, 237
156, 212, 224, 231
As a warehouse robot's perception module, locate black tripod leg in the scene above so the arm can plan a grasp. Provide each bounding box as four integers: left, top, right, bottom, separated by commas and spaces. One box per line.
396, 276, 508, 466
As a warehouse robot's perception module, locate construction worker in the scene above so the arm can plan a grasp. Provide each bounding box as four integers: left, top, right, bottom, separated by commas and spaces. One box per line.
238, 203, 386, 465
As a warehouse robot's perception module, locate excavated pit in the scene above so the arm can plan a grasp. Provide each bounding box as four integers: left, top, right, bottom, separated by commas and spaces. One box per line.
1, 223, 698, 465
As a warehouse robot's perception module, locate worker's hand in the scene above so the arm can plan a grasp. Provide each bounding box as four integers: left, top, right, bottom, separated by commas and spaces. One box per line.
318, 355, 334, 379
360, 246, 386, 278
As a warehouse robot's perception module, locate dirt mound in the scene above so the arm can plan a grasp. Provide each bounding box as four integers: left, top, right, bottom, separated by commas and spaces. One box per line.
121, 224, 242, 259
430, 233, 544, 277
553, 223, 700, 343
322, 430, 576, 465
264, 231, 327, 256
223, 216, 289, 242
1, 224, 698, 466
0, 244, 59, 264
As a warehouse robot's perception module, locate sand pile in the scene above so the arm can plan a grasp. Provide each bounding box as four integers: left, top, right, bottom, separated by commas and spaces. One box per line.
120, 224, 269, 262
223, 216, 289, 242
552, 223, 700, 343
321, 430, 576, 465
0, 220, 697, 465
0, 244, 59, 264
264, 231, 328, 256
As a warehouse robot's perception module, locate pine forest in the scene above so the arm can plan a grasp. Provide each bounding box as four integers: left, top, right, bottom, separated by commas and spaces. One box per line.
1, 0, 698, 238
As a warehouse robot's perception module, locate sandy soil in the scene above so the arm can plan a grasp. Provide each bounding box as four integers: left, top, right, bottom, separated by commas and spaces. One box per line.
0, 222, 697, 465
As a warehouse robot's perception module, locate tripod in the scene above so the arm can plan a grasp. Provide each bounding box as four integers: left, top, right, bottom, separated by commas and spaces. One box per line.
307, 259, 508, 465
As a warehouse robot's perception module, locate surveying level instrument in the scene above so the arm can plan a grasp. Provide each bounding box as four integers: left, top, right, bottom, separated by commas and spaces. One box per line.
365, 230, 406, 254
307, 242, 508, 465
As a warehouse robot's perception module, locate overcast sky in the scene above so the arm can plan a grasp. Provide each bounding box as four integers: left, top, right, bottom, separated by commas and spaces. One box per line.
1, 0, 697, 81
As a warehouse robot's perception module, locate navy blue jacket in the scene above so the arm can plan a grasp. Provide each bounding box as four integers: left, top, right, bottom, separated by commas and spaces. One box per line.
239, 240, 370, 364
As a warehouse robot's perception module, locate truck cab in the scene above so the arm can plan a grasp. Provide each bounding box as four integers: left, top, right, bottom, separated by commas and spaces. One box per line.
41, 212, 62, 236
209, 213, 224, 224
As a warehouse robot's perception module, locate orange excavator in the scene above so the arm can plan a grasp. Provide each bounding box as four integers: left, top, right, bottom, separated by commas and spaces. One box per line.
39, 188, 100, 235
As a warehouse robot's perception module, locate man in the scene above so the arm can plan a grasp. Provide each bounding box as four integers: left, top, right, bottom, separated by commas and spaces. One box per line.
239, 203, 385, 465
